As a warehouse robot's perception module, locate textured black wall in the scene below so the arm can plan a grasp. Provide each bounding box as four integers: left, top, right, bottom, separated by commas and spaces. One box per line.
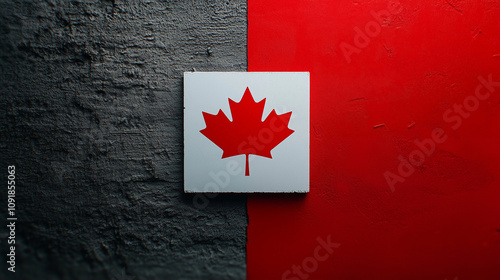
0, 0, 247, 279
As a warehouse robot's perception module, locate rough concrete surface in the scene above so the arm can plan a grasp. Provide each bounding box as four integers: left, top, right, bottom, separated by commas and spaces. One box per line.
0, 0, 247, 279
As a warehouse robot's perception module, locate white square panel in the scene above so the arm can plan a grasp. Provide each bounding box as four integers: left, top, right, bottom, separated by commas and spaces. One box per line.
184, 72, 309, 193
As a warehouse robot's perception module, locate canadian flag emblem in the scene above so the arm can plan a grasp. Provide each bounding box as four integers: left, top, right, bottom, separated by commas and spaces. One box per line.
200, 87, 294, 176
184, 72, 309, 193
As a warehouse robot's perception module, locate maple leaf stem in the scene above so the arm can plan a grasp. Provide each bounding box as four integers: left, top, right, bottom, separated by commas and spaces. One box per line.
245, 154, 250, 176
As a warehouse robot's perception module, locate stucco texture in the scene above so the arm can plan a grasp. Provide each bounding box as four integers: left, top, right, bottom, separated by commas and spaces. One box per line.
0, 0, 248, 279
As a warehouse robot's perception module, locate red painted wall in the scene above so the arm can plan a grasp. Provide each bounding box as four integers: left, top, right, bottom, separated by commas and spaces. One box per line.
247, 0, 500, 279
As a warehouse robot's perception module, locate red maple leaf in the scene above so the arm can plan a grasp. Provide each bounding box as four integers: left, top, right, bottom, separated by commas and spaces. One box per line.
200, 87, 294, 176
